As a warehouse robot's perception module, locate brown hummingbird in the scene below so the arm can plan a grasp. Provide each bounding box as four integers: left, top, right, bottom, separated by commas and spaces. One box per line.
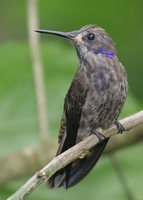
36, 24, 128, 188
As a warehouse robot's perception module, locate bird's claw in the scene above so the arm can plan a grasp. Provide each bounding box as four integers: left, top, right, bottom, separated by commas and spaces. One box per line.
92, 128, 106, 141
114, 120, 125, 134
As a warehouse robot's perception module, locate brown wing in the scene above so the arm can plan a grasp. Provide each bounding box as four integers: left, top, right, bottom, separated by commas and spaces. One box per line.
55, 113, 66, 156
48, 69, 88, 188
48, 67, 110, 188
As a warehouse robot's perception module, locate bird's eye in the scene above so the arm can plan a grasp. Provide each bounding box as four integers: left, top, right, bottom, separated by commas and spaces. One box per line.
87, 33, 95, 40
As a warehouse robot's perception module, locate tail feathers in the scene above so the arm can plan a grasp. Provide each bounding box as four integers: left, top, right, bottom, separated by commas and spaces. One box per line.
48, 138, 109, 188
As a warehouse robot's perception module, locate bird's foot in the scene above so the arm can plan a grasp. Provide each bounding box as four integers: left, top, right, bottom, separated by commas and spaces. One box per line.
114, 120, 125, 134
92, 128, 106, 141
79, 150, 89, 159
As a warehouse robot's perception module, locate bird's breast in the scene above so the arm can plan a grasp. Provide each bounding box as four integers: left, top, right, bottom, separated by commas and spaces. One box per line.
77, 55, 128, 140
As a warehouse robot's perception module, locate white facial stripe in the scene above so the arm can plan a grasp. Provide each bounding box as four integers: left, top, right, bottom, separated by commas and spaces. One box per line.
75, 34, 83, 43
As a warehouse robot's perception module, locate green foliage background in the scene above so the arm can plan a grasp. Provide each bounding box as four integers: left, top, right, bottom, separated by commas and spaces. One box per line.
0, 0, 143, 199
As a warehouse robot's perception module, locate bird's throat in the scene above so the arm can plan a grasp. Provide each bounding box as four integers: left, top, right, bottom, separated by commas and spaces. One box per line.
92, 47, 115, 59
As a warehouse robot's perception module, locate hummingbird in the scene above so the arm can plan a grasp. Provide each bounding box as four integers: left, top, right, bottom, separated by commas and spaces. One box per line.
36, 24, 128, 188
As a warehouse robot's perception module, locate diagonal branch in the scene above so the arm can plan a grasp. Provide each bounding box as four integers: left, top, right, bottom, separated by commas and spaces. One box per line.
7, 110, 143, 200
0, 124, 142, 186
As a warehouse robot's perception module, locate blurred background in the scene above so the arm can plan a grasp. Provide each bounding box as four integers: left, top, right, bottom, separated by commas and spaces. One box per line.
0, 0, 143, 199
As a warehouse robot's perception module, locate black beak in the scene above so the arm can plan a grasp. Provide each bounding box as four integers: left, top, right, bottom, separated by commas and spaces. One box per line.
35, 29, 80, 40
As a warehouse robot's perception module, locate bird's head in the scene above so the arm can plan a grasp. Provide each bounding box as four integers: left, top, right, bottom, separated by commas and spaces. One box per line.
35, 24, 116, 60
